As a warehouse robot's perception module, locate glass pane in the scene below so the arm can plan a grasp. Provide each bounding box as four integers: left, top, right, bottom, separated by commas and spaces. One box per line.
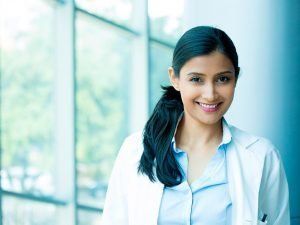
0, 0, 56, 197
78, 209, 102, 225
76, 13, 132, 208
75, 0, 134, 28
3, 195, 58, 225
149, 0, 185, 45
149, 42, 173, 111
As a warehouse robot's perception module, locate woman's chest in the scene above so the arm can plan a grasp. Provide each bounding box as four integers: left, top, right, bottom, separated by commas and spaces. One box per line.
157, 149, 231, 225
186, 150, 217, 185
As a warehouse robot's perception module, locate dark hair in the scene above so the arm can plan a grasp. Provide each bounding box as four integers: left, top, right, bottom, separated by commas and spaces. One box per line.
138, 26, 240, 187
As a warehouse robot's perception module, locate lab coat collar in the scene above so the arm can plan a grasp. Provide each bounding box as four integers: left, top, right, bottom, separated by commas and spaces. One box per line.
229, 124, 260, 149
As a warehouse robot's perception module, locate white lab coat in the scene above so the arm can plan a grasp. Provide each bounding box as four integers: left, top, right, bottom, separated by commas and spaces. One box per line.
102, 123, 290, 225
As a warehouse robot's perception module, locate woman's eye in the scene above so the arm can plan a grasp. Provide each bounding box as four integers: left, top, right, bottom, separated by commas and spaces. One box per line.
217, 76, 230, 83
190, 77, 202, 83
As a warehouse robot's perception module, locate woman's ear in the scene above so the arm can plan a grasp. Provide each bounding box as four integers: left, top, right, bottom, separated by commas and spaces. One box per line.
168, 67, 180, 91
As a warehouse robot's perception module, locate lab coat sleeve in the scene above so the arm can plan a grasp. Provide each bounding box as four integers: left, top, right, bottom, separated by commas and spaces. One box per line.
259, 146, 290, 225
101, 137, 130, 225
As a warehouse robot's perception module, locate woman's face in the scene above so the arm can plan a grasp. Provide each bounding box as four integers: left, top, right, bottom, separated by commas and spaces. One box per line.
169, 51, 237, 126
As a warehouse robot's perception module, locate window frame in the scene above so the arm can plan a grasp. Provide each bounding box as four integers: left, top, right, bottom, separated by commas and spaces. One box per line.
0, 0, 178, 224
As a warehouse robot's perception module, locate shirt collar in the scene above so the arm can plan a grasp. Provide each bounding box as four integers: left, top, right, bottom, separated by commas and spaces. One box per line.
220, 117, 232, 147
171, 112, 232, 153
171, 111, 184, 152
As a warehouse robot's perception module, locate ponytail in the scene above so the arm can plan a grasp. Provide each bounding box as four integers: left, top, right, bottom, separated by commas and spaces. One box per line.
138, 85, 184, 187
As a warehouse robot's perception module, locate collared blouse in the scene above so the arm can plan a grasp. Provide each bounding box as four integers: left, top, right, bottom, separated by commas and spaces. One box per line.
157, 117, 233, 225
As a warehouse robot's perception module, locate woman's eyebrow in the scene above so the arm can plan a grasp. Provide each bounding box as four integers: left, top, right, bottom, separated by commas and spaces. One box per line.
186, 70, 233, 76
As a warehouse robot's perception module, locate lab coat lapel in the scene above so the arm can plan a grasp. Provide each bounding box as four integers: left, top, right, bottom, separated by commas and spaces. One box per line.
226, 142, 245, 224
227, 127, 263, 225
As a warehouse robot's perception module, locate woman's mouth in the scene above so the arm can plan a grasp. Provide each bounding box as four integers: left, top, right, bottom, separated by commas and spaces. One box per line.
196, 101, 223, 112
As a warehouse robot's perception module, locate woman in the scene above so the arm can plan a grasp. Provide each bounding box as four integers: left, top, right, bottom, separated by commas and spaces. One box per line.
102, 26, 290, 225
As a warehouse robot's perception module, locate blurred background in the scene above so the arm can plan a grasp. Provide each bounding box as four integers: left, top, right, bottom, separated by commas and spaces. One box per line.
0, 0, 299, 224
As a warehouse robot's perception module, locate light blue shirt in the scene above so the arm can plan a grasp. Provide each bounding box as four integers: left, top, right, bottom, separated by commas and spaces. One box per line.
157, 117, 233, 225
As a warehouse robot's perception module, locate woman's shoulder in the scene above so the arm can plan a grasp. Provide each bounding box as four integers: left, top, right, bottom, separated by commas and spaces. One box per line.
228, 123, 279, 157
117, 130, 144, 162
123, 130, 144, 149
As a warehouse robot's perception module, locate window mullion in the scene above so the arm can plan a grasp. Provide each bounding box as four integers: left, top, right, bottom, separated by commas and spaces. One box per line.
129, 0, 150, 133
54, 0, 76, 225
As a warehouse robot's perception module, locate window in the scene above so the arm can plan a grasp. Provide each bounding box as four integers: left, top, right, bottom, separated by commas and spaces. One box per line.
149, 42, 173, 111
3, 196, 58, 225
1, 0, 57, 199
76, 0, 134, 28
0, 0, 185, 223
148, 0, 185, 44
148, 0, 184, 111
76, 12, 133, 209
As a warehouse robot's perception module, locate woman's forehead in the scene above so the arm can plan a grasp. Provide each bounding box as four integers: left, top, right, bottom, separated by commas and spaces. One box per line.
180, 52, 235, 76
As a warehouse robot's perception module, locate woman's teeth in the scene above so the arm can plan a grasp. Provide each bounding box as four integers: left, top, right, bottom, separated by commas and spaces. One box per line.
198, 102, 219, 108
196, 101, 222, 112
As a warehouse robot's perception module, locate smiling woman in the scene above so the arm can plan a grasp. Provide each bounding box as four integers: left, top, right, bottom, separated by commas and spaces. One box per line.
101, 26, 290, 225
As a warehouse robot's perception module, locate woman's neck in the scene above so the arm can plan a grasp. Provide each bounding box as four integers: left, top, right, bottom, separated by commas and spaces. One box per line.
175, 114, 223, 153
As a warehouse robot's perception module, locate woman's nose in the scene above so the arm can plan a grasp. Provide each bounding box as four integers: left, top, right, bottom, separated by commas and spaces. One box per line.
202, 84, 218, 102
